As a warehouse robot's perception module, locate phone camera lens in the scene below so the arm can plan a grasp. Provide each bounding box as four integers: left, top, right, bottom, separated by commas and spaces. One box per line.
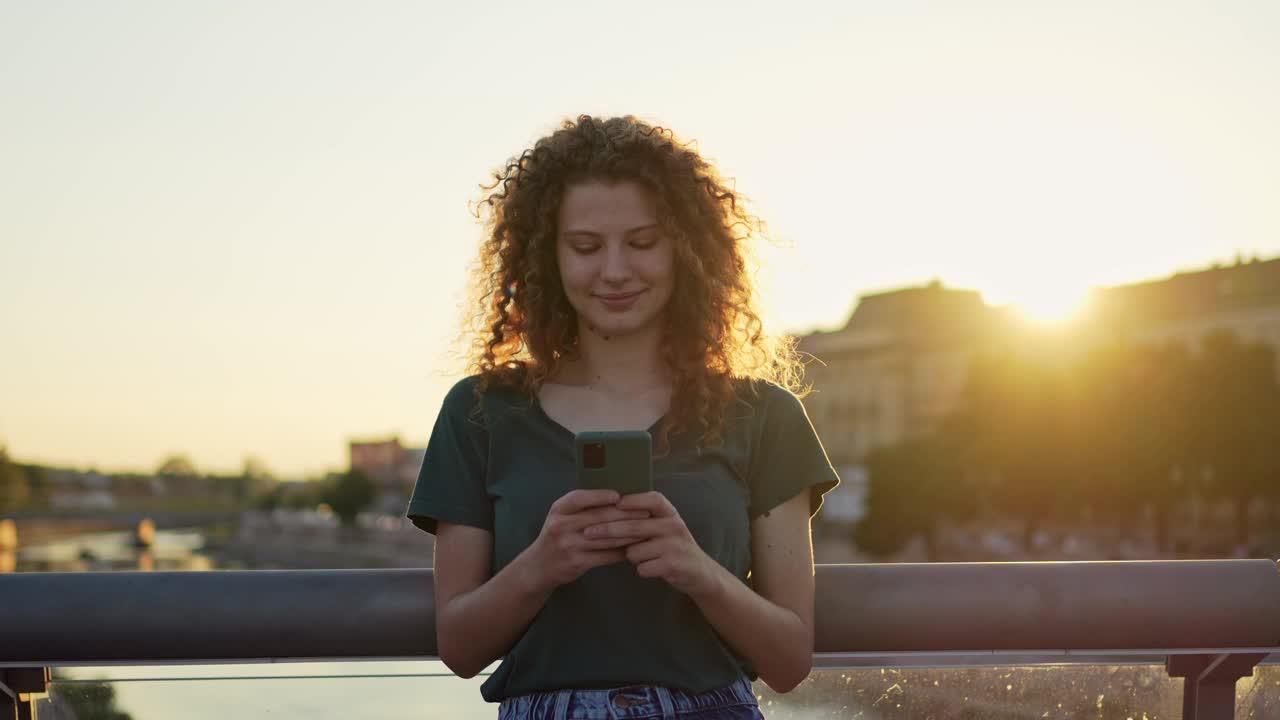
583, 442, 606, 469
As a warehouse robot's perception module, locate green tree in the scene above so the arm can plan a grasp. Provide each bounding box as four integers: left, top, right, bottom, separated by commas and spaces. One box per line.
953, 348, 1083, 550
155, 453, 198, 478
1070, 341, 1139, 521
1193, 330, 1280, 550
240, 455, 277, 505
854, 429, 975, 560
0, 446, 30, 513
1074, 341, 1198, 552
254, 484, 282, 511
1120, 343, 1198, 552
17, 462, 47, 509
321, 469, 376, 527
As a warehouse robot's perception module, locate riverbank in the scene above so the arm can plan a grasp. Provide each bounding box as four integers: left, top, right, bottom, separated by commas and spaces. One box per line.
219, 510, 433, 569
5, 510, 243, 547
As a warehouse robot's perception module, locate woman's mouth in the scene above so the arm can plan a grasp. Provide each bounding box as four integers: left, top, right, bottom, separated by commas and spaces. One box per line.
596, 290, 645, 311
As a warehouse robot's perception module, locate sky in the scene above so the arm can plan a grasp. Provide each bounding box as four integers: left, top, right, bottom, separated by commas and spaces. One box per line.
2, 1, 1279, 478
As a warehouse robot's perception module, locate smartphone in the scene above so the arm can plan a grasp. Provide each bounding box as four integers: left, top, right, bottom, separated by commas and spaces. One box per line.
575, 430, 653, 495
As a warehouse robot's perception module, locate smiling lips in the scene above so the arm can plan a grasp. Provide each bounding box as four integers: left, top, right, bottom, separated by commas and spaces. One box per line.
596, 290, 645, 310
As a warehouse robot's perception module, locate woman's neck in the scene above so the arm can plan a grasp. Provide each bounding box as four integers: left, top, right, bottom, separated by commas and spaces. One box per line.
558, 321, 669, 392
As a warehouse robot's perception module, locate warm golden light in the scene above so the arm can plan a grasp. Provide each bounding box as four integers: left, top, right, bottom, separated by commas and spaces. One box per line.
1008, 291, 1090, 325
973, 271, 1093, 326
2, 3, 1277, 475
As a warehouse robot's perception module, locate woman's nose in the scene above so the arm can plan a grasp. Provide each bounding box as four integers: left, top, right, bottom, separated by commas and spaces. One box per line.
600, 243, 632, 282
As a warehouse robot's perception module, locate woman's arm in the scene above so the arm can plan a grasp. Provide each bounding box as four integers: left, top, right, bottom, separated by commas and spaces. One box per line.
432, 522, 544, 678
433, 490, 649, 678
597, 490, 816, 693
696, 491, 815, 693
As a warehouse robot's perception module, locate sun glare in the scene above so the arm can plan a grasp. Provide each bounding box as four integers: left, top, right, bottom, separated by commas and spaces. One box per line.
975, 272, 1093, 327
1011, 294, 1088, 325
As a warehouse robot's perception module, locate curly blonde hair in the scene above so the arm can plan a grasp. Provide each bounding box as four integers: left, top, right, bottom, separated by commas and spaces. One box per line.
465, 114, 803, 446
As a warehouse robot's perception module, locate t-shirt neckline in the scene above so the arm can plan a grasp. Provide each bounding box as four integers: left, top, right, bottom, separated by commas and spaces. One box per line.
531, 396, 666, 439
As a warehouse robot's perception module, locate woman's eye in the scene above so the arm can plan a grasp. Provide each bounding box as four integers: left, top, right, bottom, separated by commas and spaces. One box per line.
631, 238, 658, 250
572, 244, 598, 254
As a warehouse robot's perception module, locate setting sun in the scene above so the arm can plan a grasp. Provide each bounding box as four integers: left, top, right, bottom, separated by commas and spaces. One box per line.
987, 280, 1092, 325
1010, 296, 1088, 325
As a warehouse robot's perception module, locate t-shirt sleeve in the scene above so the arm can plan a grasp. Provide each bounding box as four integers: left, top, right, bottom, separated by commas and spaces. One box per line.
746, 384, 841, 519
405, 378, 492, 535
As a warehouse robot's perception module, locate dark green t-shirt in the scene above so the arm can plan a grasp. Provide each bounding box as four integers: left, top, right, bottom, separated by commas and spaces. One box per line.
406, 375, 839, 703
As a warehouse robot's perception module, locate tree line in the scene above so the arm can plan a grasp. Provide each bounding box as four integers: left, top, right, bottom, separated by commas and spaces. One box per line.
854, 328, 1280, 559
0, 451, 377, 527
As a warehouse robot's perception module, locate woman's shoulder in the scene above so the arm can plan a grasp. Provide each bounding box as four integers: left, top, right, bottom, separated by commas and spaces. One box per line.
441, 372, 530, 415
731, 376, 803, 407
443, 374, 481, 399
721, 376, 808, 432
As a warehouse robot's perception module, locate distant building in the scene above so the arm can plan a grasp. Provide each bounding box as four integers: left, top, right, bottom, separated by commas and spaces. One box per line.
40, 468, 124, 509
348, 436, 426, 514
1086, 255, 1280, 375
349, 437, 406, 489
801, 258, 1280, 465
796, 256, 1280, 525
797, 280, 1009, 468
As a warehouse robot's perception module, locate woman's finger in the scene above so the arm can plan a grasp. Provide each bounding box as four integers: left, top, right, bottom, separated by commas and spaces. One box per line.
585, 517, 677, 539
583, 549, 627, 568
565, 507, 649, 532
580, 535, 642, 550
617, 491, 678, 518
552, 489, 621, 515
624, 539, 664, 564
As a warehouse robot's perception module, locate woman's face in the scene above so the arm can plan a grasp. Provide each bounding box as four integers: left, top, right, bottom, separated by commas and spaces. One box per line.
556, 179, 675, 340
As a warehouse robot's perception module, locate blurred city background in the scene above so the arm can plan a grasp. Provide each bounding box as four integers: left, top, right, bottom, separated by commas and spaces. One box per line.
5, 255, 1280, 573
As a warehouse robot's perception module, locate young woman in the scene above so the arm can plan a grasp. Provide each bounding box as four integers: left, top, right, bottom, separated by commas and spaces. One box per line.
407, 115, 839, 719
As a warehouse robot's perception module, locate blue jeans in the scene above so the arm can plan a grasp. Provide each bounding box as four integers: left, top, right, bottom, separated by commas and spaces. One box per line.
496, 676, 764, 719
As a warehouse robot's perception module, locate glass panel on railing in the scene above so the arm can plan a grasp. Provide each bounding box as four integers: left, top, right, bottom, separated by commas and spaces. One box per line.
38, 662, 1279, 719
41, 661, 494, 720
1240, 665, 1280, 718
755, 665, 1279, 719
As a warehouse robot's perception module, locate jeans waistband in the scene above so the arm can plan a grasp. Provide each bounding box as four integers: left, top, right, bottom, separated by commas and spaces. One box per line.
497, 676, 757, 720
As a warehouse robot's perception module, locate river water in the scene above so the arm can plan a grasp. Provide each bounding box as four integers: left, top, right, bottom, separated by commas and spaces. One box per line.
10, 526, 214, 573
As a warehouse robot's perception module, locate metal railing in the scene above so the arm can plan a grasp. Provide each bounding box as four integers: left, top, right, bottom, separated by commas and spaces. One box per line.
3, 560, 1279, 719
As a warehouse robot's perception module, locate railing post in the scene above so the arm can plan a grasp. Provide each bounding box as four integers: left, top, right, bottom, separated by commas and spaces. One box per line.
0, 667, 49, 720
1166, 652, 1266, 720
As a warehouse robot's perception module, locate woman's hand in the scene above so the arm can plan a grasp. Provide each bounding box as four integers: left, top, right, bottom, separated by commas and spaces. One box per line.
584, 491, 723, 599
525, 489, 650, 593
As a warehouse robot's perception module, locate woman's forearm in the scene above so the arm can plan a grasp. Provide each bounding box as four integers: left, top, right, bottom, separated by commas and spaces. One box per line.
436, 546, 555, 678
437, 492, 642, 677
690, 564, 814, 693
